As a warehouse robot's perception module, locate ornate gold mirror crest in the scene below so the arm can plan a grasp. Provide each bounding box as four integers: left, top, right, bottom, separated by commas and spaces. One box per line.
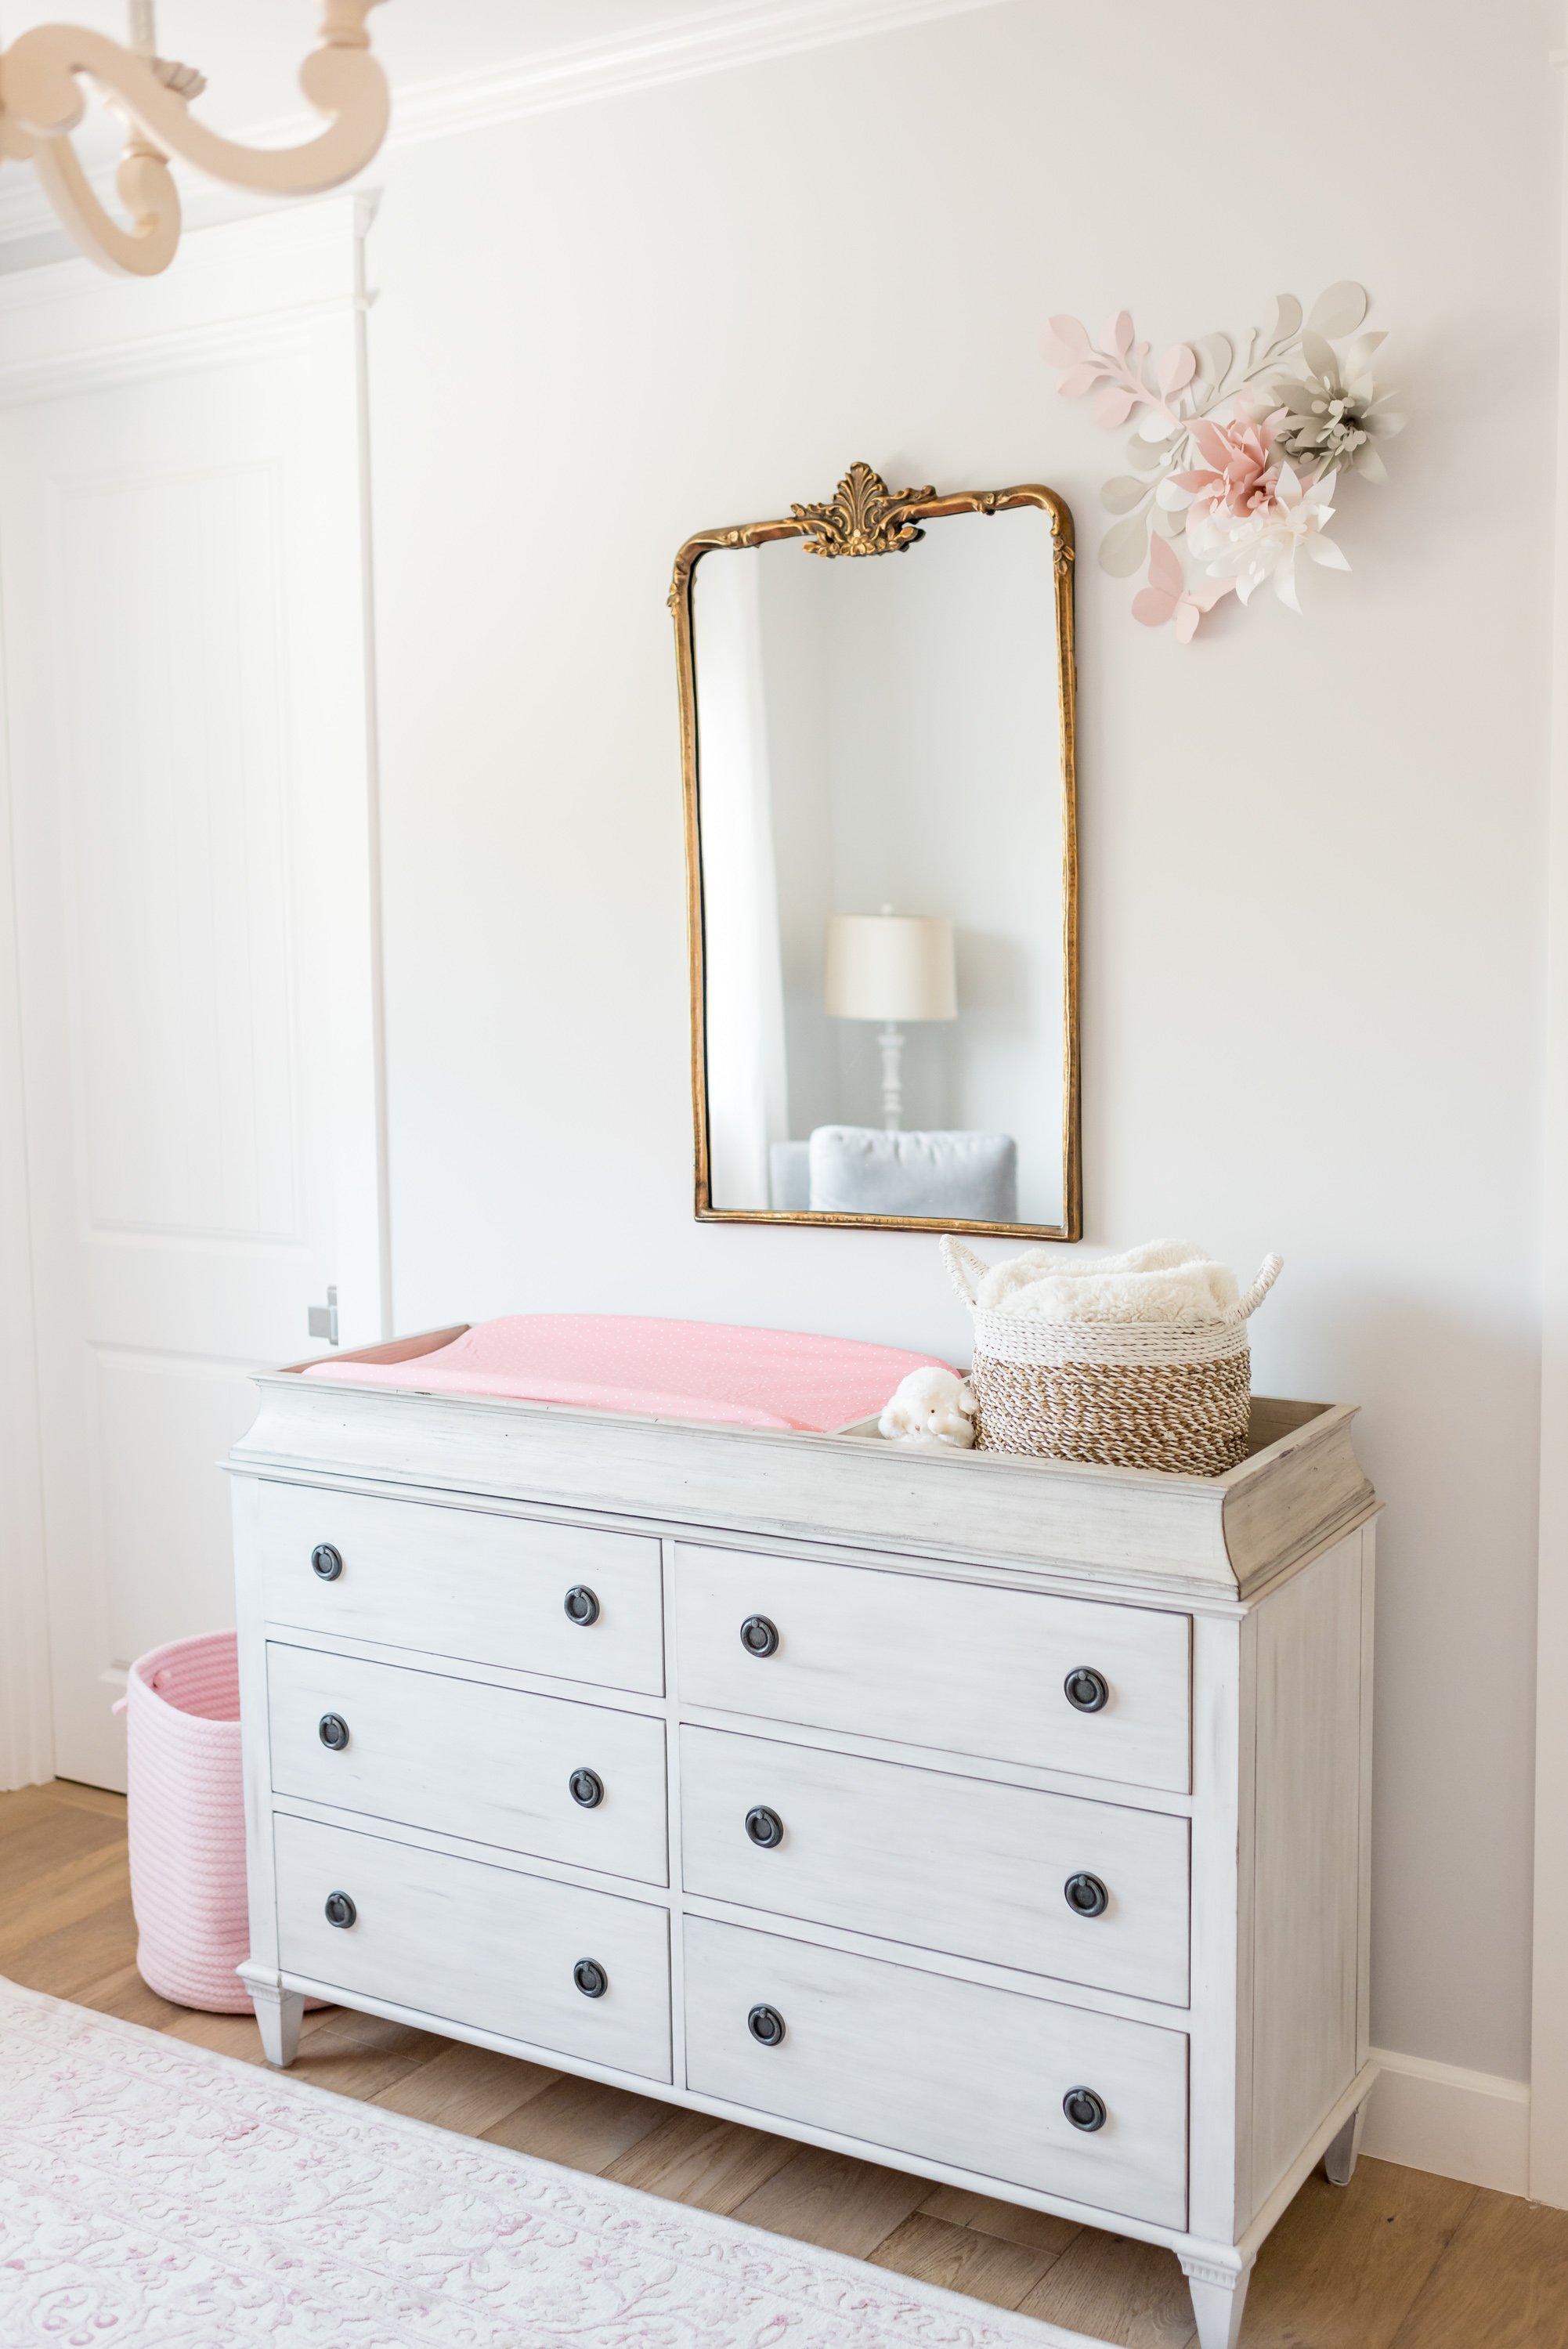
671, 461, 1080, 1241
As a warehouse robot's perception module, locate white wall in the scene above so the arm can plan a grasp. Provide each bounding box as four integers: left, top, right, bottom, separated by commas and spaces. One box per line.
362, 0, 1559, 2091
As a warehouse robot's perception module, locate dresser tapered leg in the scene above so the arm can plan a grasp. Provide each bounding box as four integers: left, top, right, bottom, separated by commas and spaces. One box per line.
1324, 2097, 1369, 2186
1180, 2253, 1252, 2349
248, 1979, 305, 2068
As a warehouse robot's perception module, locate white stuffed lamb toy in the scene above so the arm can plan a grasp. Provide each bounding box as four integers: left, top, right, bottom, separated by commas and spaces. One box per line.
879, 1365, 977, 1447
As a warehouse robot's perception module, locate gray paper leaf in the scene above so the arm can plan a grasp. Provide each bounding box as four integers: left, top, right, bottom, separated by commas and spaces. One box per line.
1101, 475, 1151, 514
1126, 434, 1168, 473
1264, 295, 1302, 349
1191, 333, 1233, 393
1299, 328, 1339, 384
1309, 281, 1368, 338
1099, 508, 1150, 577
1151, 503, 1188, 540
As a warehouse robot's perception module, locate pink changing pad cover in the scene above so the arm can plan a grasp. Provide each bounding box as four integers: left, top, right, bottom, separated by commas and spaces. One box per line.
302, 1314, 952, 1434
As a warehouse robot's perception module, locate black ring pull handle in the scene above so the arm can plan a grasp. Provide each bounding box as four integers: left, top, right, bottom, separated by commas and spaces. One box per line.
311, 1543, 343, 1581
1064, 1871, 1108, 1917
747, 2003, 786, 2047
739, 1615, 780, 1657
563, 1585, 600, 1626
1064, 1667, 1110, 1714
324, 1891, 356, 1929
1063, 2086, 1107, 2132
745, 1805, 783, 1848
318, 1713, 350, 1751
573, 1957, 608, 1998
569, 1767, 605, 1809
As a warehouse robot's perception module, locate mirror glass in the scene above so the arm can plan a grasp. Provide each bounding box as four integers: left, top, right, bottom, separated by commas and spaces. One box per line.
678, 478, 1078, 1236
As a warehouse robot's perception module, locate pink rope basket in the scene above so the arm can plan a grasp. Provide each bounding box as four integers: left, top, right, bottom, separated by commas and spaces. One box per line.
122, 1631, 324, 2015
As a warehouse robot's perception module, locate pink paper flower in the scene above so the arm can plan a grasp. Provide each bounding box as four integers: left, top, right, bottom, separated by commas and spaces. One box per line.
1190, 463, 1349, 612
1163, 408, 1290, 532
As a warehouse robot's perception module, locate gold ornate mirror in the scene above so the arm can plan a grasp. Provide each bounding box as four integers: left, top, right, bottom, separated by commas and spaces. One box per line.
670, 463, 1079, 1239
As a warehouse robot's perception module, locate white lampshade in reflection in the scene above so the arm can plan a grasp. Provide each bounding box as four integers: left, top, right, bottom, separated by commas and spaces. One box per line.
824, 913, 956, 1022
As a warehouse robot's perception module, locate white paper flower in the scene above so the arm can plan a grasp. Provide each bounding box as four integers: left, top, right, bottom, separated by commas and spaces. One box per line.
1189, 464, 1349, 612
1269, 331, 1404, 484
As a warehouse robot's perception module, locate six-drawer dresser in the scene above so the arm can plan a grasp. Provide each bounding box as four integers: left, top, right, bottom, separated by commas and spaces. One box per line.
227, 1329, 1380, 2349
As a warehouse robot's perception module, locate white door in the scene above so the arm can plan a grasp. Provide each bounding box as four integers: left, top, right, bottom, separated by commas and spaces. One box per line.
0, 200, 386, 1791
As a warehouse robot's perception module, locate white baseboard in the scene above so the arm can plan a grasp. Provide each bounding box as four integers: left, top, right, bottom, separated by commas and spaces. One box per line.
1362, 2044, 1530, 2195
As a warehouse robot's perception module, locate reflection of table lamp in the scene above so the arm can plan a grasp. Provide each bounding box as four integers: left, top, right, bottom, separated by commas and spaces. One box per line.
824, 907, 956, 1132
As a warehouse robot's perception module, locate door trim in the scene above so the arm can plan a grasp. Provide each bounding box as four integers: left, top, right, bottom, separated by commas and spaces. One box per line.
0, 623, 52, 1791
1532, 42, 1568, 2213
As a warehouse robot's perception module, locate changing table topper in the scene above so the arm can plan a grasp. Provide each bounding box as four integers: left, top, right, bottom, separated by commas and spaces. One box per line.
302, 1313, 951, 1434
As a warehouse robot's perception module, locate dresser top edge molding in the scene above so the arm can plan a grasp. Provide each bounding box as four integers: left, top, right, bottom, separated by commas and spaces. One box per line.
229, 1357, 1375, 1603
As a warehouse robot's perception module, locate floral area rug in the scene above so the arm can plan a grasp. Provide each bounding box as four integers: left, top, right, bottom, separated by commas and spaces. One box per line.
0, 1975, 1097, 2347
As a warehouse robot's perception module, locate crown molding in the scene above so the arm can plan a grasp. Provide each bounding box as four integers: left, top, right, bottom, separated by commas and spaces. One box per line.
0, 310, 317, 408
0, 0, 1006, 251
381, 0, 1010, 145
0, 201, 369, 404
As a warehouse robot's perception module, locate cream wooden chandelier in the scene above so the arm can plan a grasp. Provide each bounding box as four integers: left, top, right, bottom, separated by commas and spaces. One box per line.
0, 1, 389, 276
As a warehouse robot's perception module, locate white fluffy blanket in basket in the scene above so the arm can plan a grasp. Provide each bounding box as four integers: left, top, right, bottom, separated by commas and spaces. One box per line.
975, 1238, 1241, 1324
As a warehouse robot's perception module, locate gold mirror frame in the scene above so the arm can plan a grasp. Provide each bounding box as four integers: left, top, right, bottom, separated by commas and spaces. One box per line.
670, 462, 1081, 1241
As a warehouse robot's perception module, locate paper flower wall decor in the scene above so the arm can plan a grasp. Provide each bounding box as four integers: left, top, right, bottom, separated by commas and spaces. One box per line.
1042, 283, 1404, 641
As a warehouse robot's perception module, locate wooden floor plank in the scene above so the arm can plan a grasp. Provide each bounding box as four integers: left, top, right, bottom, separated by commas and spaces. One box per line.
918, 2183, 1082, 2258
74, 1964, 190, 2031
284, 2011, 448, 2100
0, 1844, 130, 1961
1017, 2226, 1196, 2349
1240, 2157, 1477, 2349
869, 2212, 1065, 2311
0, 1809, 128, 1906
602, 2107, 800, 2213
0, 1785, 69, 1840
46, 1781, 128, 1820
3, 1890, 143, 2000
372, 2042, 562, 2136
288, 2042, 442, 2101
728, 2145, 928, 2260
294, 2007, 426, 2059
480, 2072, 670, 2173
1386, 2186, 1568, 2349
159, 2010, 280, 2068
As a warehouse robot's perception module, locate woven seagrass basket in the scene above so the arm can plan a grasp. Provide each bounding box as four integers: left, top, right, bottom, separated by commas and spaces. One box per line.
941, 1238, 1284, 1476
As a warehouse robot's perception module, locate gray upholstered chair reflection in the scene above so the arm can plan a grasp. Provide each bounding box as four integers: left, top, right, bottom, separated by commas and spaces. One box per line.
768, 1126, 1018, 1221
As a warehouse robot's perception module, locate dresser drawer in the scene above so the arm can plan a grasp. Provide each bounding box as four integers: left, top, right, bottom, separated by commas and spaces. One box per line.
273, 1813, 672, 2080
256, 1482, 663, 1695
674, 1547, 1190, 1793
680, 1727, 1188, 2004
684, 1917, 1187, 2227
269, 1645, 668, 1885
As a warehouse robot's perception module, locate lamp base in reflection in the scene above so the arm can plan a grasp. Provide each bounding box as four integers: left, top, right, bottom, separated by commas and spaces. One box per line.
877, 1021, 905, 1132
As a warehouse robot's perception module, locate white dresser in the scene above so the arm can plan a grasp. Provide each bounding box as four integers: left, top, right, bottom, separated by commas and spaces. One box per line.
228, 1338, 1379, 2349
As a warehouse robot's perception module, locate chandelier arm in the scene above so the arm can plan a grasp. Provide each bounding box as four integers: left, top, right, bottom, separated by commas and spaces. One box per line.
4, 6, 388, 197
28, 133, 180, 277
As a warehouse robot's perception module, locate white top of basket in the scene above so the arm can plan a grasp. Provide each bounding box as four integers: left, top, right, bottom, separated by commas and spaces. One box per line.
958, 1238, 1251, 1324
941, 1237, 1284, 1367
